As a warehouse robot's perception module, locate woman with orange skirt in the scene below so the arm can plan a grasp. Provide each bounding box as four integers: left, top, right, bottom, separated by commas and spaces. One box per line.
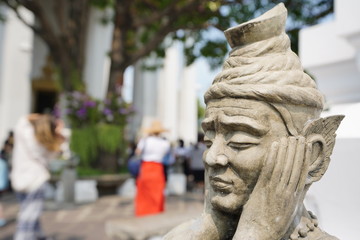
135, 121, 170, 216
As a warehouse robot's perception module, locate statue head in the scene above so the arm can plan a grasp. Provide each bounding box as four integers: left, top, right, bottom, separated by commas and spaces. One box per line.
202, 3, 343, 214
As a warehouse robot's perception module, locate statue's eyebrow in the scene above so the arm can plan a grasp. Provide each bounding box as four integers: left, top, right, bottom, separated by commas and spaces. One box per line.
219, 115, 269, 136
202, 118, 215, 130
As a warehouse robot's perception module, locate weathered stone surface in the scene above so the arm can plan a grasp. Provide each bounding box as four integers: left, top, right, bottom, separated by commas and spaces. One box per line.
164, 3, 343, 240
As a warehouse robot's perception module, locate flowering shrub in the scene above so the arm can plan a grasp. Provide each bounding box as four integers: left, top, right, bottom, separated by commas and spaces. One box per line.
57, 91, 134, 170
63, 91, 134, 128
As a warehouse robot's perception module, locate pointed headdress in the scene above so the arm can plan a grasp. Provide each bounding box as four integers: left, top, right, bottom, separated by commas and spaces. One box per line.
204, 3, 325, 135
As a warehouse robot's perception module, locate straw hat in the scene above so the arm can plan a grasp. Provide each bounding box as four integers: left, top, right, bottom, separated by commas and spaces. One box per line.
144, 120, 168, 134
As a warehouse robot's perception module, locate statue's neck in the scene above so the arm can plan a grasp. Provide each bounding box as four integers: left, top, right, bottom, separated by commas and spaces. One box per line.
210, 210, 240, 240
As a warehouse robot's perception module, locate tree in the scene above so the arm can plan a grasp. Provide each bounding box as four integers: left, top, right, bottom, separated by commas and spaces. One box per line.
105, 0, 334, 93
1, 0, 333, 94
1, 0, 90, 91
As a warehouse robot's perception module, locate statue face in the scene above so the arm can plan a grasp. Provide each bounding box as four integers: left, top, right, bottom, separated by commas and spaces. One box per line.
202, 98, 288, 214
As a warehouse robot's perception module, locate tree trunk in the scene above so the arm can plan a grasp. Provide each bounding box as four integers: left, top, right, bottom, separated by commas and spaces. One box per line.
108, 67, 125, 95
107, 0, 131, 95
57, 51, 76, 91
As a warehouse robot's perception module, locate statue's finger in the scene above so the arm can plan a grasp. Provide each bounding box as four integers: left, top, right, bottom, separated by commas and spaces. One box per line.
296, 142, 312, 193
258, 141, 279, 184
288, 137, 305, 193
280, 137, 297, 189
270, 137, 288, 184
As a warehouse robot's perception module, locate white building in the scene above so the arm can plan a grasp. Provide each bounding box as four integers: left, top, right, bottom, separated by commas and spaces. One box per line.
130, 43, 198, 144
300, 0, 360, 239
0, 7, 34, 145
0, 6, 198, 146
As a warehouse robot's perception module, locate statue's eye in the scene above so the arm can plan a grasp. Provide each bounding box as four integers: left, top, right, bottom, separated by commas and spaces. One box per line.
228, 142, 257, 151
204, 140, 213, 148
204, 131, 215, 149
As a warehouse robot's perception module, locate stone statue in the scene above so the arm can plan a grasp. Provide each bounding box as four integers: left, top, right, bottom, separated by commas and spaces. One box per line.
164, 3, 343, 240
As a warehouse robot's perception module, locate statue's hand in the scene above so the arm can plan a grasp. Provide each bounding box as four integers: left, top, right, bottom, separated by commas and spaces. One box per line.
233, 137, 311, 240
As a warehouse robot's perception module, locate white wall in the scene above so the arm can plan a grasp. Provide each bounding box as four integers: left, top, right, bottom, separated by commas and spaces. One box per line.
300, 0, 360, 239
0, 7, 34, 143
306, 138, 360, 240
299, 1, 360, 105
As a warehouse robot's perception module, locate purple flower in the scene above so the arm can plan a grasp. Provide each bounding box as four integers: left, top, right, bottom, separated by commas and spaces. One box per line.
76, 107, 87, 118
119, 108, 128, 114
71, 91, 83, 100
103, 108, 112, 116
53, 104, 61, 118
84, 100, 96, 108
104, 99, 111, 105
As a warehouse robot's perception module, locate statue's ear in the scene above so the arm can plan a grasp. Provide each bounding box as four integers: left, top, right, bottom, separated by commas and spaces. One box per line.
301, 115, 344, 184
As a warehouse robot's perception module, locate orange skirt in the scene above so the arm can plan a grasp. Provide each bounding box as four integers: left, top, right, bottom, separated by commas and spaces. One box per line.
135, 161, 165, 216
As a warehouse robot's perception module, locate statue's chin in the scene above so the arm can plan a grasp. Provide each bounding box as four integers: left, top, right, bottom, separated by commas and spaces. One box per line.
210, 191, 244, 215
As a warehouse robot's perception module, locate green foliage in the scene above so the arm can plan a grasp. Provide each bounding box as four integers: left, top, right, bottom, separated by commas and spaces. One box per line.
69, 124, 126, 167
4, 0, 334, 92
197, 98, 205, 120
70, 123, 126, 167
70, 68, 86, 92
90, 0, 114, 9
77, 166, 110, 177
70, 126, 98, 167
52, 62, 85, 93
96, 123, 124, 154
143, 0, 333, 69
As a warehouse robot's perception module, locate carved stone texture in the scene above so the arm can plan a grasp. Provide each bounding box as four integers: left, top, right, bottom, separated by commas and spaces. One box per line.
164, 3, 343, 240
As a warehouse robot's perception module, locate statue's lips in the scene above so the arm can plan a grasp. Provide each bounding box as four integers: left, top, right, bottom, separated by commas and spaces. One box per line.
210, 176, 233, 191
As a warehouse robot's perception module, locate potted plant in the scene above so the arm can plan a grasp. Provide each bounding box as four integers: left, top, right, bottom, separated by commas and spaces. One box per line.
61, 91, 134, 173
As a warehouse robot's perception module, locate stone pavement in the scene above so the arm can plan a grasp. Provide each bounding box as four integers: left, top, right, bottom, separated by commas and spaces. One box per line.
0, 191, 204, 240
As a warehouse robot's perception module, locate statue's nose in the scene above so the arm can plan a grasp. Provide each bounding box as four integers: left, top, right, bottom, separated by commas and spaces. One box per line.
204, 141, 228, 167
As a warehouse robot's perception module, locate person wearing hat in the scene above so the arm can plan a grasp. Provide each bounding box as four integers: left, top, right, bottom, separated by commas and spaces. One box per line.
135, 120, 171, 216
165, 4, 342, 240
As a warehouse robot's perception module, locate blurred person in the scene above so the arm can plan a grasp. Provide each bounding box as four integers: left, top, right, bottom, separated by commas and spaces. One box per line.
127, 141, 137, 161
0, 149, 9, 227
11, 114, 64, 240
126, 140, 141, 179
162, 142, 176, 182
2, 131, 14, 192
188, 133, 206, 192
174, 139, 191, 191
173, 139, 190, 175
135, 120, 170, 216
2, 131, 14, 165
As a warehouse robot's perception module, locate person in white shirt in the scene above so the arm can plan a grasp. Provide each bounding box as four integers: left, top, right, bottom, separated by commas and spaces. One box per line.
11, 114, 64, 240
135, 120, 170, 216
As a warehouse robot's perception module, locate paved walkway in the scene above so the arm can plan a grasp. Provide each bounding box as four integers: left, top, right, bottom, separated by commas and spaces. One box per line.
0, 192, 204, 240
